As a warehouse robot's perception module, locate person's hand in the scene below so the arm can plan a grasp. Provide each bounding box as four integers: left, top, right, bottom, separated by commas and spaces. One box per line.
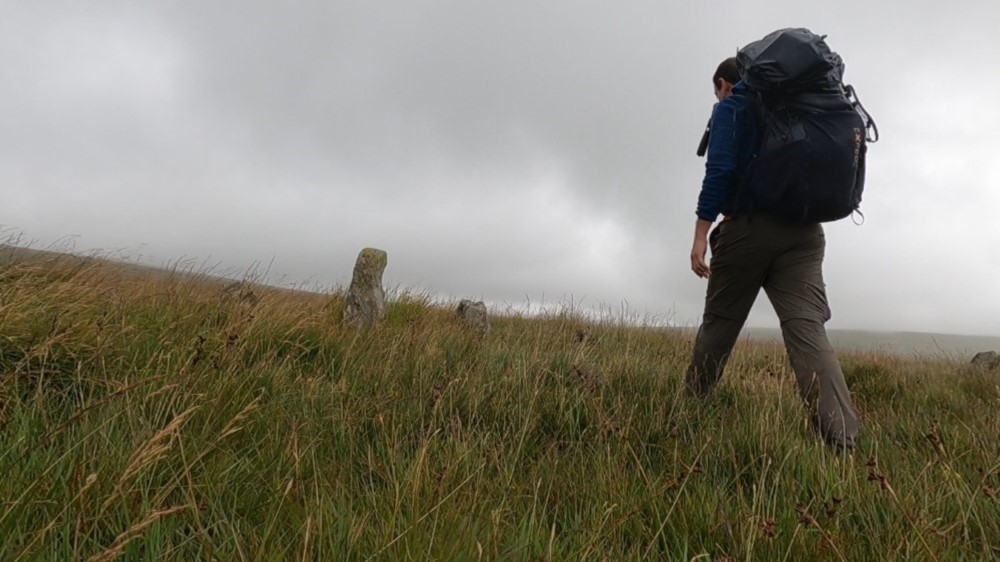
690, 218, 713, 278
690, 237, 710, 278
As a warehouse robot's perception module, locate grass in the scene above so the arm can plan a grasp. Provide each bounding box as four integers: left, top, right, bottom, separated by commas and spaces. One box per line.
0, 251, 997, 561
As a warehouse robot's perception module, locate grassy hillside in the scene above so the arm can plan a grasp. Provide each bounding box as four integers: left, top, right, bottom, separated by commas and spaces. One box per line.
1, 251, 997, 561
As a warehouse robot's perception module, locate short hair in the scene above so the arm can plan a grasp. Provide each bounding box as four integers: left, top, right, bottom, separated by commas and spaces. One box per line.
713, 57, 741, 88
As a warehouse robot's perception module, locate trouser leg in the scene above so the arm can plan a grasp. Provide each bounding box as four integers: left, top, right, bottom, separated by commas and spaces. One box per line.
686, 219, 765, 396
780, 319, 858, 448
763, 224, 858, 449
685, 313, 746, 396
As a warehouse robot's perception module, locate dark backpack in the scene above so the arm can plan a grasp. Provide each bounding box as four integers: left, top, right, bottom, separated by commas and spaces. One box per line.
736, 28, 878, 224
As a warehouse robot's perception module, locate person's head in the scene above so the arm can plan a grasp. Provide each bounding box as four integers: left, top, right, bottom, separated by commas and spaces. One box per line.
713, 57, 741, 101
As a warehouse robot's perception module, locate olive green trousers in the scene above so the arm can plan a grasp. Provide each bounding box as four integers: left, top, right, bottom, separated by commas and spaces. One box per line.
685, 215, 859, 450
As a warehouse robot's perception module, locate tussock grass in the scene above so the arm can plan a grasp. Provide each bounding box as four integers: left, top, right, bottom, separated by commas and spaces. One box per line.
0, 251, 997, 560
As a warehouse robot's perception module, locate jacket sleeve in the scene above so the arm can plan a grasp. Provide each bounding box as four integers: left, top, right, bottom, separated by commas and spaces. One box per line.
695, 98, 743, 222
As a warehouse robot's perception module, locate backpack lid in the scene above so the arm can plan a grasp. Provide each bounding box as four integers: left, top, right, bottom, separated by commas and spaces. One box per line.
737, 28, 845, 93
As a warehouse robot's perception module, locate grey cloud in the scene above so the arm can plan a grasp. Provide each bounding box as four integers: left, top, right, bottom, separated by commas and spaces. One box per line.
3, 0, 999, 335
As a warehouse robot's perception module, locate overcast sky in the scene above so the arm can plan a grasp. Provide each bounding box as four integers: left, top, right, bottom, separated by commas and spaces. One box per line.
3, 1, 999, 336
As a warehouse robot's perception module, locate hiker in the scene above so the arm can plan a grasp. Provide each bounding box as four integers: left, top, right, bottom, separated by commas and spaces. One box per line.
686, 30, 876, 452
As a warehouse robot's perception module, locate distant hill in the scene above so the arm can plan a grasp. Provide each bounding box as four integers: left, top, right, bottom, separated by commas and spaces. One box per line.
0, 244, 160, 278
0, 244, 319, 298
744, 327, 999, 358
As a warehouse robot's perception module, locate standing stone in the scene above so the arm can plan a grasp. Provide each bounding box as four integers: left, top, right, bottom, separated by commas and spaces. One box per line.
456, 300, 490, 335
343, 248, 387, 327
970, 351, 999, 370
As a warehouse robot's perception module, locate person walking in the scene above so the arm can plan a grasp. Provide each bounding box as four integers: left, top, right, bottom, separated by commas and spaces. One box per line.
686, 46, 867, 452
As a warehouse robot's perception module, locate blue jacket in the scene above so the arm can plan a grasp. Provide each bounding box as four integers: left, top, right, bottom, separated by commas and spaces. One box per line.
696, 82, 761, 222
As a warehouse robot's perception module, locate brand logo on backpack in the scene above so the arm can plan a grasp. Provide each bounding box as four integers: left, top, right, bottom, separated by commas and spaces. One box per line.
853, 128, 862, 168
736, 28, 878, 224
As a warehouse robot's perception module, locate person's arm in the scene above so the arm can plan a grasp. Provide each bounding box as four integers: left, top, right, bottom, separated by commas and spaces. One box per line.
690, 99, 742, 278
